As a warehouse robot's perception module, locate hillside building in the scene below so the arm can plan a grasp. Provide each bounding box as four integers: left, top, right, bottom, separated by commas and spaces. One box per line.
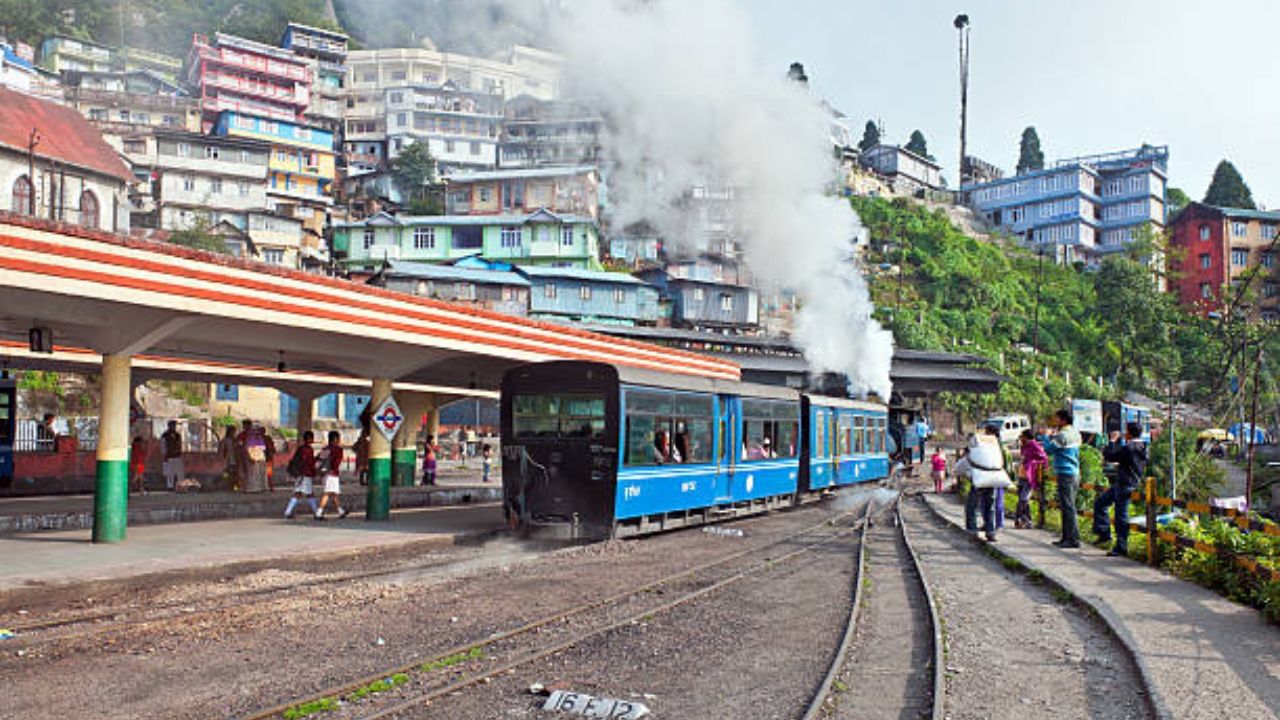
442, 165, 599, 221
517, 265, 661, 326
369, 259, 530, 316
860, 144, 945, 194
0, 86, 133, 232
280, 23, 348, 135
185, 33, 312, 132
964, 145, 1169, 263
141, 130, 271, 235
499, 95, 601, 169
1169, 202, 1279, 320
638, 260, 760, 332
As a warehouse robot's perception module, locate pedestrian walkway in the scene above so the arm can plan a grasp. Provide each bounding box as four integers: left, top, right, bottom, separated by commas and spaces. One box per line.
0, 503, 504, 596
0, 474, 499, 534
923, 494, 1279, 720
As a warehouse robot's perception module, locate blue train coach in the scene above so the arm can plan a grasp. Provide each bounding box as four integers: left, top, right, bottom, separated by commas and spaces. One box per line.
500, 360, 890, 539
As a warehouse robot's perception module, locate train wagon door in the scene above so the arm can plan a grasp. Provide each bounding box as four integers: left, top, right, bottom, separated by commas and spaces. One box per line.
0, 376, 15, 488
714, 395, 737, 503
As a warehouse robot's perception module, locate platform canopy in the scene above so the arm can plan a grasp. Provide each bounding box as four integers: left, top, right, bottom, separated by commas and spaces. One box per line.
0, 214, 739, 388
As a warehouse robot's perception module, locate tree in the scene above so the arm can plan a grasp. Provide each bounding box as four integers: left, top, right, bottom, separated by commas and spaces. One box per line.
167, 212, 230, 255
391, 141, 437, 205
857, 121, 881, 153
1166, 187, 1191, 217
905, 130, 929, 159
1203, 160, 1256, 210
1016, 126, 1045, 174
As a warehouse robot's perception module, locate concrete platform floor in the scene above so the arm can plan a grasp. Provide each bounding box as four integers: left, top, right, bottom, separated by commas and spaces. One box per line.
0, 502, 505, 596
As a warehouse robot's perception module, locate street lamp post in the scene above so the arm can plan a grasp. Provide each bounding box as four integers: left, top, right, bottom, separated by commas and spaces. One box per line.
955, 14, 971, 187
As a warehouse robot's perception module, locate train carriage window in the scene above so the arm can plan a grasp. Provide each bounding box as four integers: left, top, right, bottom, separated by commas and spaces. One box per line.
742, 398, 798, 459
624, 389, 713, 465
814, 411, 827, 459
837, 415, 852, 456
513, 393, 605, 439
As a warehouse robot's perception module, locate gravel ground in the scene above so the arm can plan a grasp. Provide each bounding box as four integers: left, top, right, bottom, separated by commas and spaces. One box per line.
823, 508, 933, 719
0, 503, 849, 719
900, 497, 1151, 720
395, 516, 863, 720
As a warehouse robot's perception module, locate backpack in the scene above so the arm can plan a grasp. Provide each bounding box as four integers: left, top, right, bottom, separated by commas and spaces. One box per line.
287, 446, 308, 477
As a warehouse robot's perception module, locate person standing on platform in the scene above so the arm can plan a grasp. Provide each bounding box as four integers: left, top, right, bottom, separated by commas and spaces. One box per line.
914, 416, 930, 463
1040, 409, 1083, 549
930, 448, 948, 493
130, 434, 148, 495
1016, 430, 1047, 529
353, 430, 370, 486
482, 443, 493, 483
260, 425, 277, 492
422, 435, 438, 486
1097, 422, 1148, 557
161, 420, 184, 491
315, 430, 349, 520
284, 430, 318, 519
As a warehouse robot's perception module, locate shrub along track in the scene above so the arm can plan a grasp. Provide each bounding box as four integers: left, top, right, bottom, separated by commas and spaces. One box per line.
805, 499, 942, 720
248, 507, 869, 720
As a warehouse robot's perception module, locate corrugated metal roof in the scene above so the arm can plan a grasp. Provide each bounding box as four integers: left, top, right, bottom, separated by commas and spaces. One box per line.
515, 265, 650, 285
383, 260, 529, 285
444, 165, 597, 183
1209, 205, 1280, 222
0, 86, 133, 183
336, 210, 595, 228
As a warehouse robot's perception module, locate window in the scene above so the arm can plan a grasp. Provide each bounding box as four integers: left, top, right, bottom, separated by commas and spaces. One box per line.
11, 175, 32, 214
182, 175, 195, 192
613, 288, 626, 304
205, 146, 220, 160
500, 226, 522, 248
239, 182, 250, 197
1232, 221, 1248, 237
162, 115, 178, 126
454, 282, 476, 300
692, 287, 705, 302
1232, 249, 1249, 266
210, 178, 222, 194
445, 140, 455, 153
470, 141, 481, 156
513, 394, 606, 440
479, 187, 491, 203
536, 226, 551, 244
262, 248, 285, 264
177, 142, 190, 157
544, 283, 557, 299
624, 390, 714, 465
1265, 283, 1278, 299
363, 228, 375, 249
579, 285, 592, 301
391, 70, 406, 81
89, 108, 107, 121
1200, 283, 1212, 299
413, 227, 436, 249
561, 226, 575, 246
1199, 224, 1211, 240
1264, 225, 1279, 240
361, 71, 376, 83
1263, 253, 1275, 269
720, 294, 734, 312
389, 91, 403, 104
123, 139, 146, 154
741, 398, 798, 460
215, 384, 239, 401
1200, 253, 1211, 269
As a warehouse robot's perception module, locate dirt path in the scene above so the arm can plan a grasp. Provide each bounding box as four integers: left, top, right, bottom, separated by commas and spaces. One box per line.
901, 497, 1151, 720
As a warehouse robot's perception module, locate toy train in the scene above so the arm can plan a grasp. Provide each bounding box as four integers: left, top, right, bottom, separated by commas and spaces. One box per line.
500, 361, 894, 539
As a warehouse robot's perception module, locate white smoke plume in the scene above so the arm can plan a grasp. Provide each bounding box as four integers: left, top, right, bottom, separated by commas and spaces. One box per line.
550, 0, 894, 398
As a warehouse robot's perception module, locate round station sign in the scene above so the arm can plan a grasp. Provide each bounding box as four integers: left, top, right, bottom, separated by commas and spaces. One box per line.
372, 396, 404, 441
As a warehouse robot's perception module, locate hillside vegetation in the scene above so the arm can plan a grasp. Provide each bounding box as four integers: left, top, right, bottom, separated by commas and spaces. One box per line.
852, 196, 1242, 420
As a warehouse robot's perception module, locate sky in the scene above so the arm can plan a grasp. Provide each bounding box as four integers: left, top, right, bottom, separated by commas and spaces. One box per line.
741, 0, 1280, 206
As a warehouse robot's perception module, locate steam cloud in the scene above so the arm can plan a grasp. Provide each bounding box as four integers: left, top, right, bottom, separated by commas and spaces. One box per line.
552, 0, 894, 398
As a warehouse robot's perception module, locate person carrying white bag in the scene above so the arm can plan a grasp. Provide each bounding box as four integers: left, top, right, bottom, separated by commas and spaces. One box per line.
964, 425, 1013, 542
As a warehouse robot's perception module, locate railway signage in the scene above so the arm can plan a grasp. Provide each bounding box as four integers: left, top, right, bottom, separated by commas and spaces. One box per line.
542, 690, 650, 718
372, 396, 404, 441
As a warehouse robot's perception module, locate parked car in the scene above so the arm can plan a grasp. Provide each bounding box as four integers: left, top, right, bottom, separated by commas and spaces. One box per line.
981, 414, 1030, 445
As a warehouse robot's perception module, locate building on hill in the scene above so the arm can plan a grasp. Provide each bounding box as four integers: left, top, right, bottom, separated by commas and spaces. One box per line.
0, 85, 133, 232
140, 129, 271, 236
366, 258, 530, 316
384, 81, 504, 172
185, 33, 312, 132
212, 110, 335, 237
1168, 202, 1279, 320
333, 208, 600, 271
0, 40, 38, 94
516, 265, 661, 326
499, 95, 602, 169
962, 155, 1004, 185
964, 145, 1169, 264
442, 165, 599, 221
38, 35, 114, 74
280, 22, 348, 135
859, 144, 945, 194
637, 259, 760, 333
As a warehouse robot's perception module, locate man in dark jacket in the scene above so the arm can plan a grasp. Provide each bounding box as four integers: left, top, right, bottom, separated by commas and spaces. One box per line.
1096, 422, 1148, 557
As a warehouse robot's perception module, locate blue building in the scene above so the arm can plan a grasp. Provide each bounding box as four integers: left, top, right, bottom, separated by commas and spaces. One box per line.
637, 260, 760, 332
964, 145, 1169, 263
515, 265, 660, 326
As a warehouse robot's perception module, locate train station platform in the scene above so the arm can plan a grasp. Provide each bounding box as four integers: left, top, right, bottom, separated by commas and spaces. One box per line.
0, 473, 500, 535
0, 502, 505, 600
922, 494, 1280, 720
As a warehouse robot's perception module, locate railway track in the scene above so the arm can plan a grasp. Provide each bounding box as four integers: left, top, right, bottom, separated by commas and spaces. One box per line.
803, 498, 943, 720
242, 506, 868, 720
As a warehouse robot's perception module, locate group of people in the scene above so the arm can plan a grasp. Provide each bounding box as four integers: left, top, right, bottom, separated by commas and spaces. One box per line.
216, 420, 278, 493
930, 408, 1148, 556
421, 434, 493, 486
282, 429, 350, 520
128, 420, 188, 494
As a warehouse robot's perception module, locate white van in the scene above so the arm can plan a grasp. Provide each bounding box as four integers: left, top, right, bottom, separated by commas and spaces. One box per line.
981, 414, 1031, 445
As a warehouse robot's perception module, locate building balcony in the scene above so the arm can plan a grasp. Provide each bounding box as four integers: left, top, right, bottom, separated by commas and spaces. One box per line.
197, 48, 310, 83
204, 73, 308, 106
201, 96, 301, 124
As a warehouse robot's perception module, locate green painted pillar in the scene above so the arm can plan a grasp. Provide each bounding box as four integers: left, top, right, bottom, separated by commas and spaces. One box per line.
366, 378, 393, 520
392, 393, 427, 487
93, 354, 130, 543
393, 447, 417, 487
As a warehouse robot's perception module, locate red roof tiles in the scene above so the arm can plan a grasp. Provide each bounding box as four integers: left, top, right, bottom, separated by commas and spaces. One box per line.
0, 86, 133, 183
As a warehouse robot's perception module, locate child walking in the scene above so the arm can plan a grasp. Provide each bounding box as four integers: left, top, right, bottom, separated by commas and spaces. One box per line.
929, 448, 947, 493
421, 435, 438, 486
315, 430, 349, 520
1016, 430, 1046, 529
481, 443, 493, 483
284, 430, 318, 519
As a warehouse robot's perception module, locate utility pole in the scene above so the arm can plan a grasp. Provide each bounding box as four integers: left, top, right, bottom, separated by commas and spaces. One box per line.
26, 129, 39, 215
1031, 244, 1044, 352
955, 14, 971, 187
1245, 340, 1262, 513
